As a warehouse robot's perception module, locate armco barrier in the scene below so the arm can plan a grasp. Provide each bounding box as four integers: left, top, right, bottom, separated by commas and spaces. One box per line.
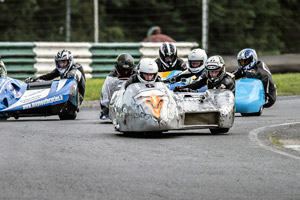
0, 42, 36, 79
0, 42, 197, 79
33, 42, 93, 78
1, 42, 298, 79
89, 43, 142, 78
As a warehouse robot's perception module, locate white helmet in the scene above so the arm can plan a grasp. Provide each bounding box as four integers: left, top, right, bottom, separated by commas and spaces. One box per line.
205, 55, 226, 83
137, 58, 158, 83
188, 48, 207, 73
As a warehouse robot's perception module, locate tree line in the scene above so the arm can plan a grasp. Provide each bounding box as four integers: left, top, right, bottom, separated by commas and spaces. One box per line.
0, 0, 299, 55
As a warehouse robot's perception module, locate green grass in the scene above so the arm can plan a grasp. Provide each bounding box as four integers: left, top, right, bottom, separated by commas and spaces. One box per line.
85, 78, 105, 101
269, 135, 284, 146
84, 73, 300, 101
273, 73, 300, 95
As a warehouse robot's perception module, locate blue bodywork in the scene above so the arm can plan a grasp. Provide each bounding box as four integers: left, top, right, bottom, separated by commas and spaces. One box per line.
0, 77, 79, 119
235, 78, 265, 114
162, 70, 207, 92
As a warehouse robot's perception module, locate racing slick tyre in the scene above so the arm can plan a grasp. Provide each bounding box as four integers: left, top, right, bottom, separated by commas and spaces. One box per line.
0, 116, 9, 121
241, 106, 263, 116
59, 112, 77, 120
210, 128, 229, 134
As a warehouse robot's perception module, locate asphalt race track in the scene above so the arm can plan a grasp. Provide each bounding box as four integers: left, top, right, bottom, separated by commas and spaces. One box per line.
0, 96, 299, 200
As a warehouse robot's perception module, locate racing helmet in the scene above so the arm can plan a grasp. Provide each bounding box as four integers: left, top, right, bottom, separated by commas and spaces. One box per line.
0, 59, 7, 78
188, 48, 207, 74
205, 55, 226, 83
137, 58, 158, 83
55, 49, 73, 76
159, 42, 178, 69
115, 53, 135, 77
237, 48, 257, 72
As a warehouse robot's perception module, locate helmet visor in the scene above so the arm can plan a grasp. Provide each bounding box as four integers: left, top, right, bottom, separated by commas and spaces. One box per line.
141, 72, 156, 81
58, 60, 69, 68
165, 55, 176, 64
209, 70, 221, 78
190, 60, 203, 68
117, 60, 133, 68
238, 56, 252, 67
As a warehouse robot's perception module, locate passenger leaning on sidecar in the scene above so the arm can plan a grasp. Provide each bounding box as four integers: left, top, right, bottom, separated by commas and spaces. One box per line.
173, 55, 235, 94
163, 48, 207, 84
99, 53, 136, 120
155, 42, 187, 72
124, 58, 162, 89
25, 49, 86, 105
232, 48, 276, 108
0, 58, 7, 78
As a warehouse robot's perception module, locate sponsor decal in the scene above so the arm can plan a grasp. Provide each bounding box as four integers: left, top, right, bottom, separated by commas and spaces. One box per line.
145, 95, 164, 119
22, 95, 63, 109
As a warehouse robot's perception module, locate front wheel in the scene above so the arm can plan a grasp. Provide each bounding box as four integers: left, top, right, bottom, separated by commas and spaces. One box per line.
210, 128, 229, 134
59, 112, 77, 120
0, 116, 9, 121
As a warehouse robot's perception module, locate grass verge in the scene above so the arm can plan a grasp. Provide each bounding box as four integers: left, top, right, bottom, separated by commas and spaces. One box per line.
85, 73, 300, 101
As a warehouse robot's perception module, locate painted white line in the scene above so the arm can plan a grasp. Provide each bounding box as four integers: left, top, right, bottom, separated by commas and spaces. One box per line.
284, 145, 300, 152
249, 122, 300, 160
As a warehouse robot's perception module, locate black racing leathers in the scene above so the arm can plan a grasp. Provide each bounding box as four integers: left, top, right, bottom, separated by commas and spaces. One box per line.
38, 63, 86, 104
124, 74, 162, 89
107, 67, 136, 78
155, 57, 187, 72
177, 72, 235, 94
232, 61, 276, 108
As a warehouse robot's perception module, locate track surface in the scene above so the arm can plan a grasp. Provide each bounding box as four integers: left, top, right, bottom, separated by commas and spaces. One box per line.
0, 96, 299, 200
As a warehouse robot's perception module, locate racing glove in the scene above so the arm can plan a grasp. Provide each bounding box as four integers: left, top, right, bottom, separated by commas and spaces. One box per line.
163, 79, 170, 83
173, 86, 183, 92
163, 77, 176, 84
25, 77, 37, 83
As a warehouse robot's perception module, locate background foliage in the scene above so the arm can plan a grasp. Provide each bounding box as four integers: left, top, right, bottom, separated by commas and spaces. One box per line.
0, 0, 299, 55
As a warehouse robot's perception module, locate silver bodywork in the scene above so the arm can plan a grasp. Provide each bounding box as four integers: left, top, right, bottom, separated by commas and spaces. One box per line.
109, 82, 235, 133
100, 76, 127, 109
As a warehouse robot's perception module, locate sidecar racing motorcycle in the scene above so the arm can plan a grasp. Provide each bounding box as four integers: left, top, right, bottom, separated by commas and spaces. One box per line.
109, 82, 235, 134
0, 77, 80, 120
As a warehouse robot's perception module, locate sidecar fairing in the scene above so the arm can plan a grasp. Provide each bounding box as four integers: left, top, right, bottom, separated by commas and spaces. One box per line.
109, 82, 235, 134
100, 76, 128, 111
235, 78, 265, 116
0, 77, 79, 120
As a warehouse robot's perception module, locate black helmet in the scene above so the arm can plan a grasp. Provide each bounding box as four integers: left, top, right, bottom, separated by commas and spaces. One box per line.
55, 49, 73, 76
159, 42, 178, 69
115, 53, 135, 77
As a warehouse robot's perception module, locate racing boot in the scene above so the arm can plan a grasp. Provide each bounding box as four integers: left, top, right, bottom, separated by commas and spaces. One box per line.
99, 107, 110, 120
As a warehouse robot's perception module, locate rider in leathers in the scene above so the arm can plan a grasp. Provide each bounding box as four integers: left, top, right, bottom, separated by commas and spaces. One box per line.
155, 42, 187, 72
163, 48, 207, 84
124, 58, 161, 89
25, 50, 86, 105
174, 55, 235, 94
232, 48, 276, 108
99, 53, 136, 119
